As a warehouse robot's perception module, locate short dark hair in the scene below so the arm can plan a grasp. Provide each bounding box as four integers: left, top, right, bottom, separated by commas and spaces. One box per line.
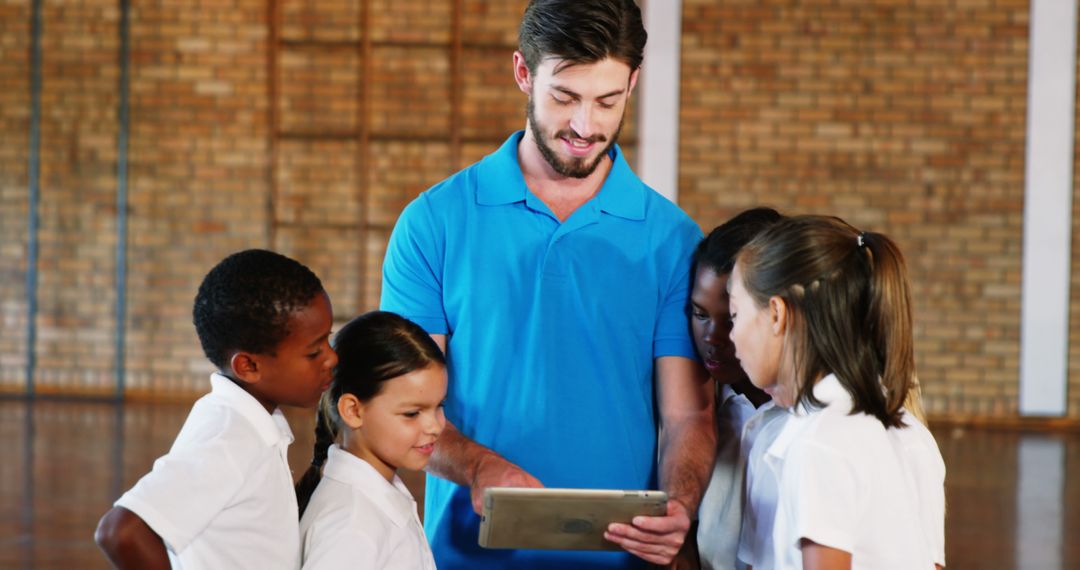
519, 0, 647, 73
692, 207, 784, 277
192, 249, 324, 369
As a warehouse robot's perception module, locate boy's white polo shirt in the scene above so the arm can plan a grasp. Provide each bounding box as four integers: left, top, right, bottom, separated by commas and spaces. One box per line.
114, 373, 299, 569
300, 444, 436, 570
768, 374, 936, 570
697, 385, 756, 570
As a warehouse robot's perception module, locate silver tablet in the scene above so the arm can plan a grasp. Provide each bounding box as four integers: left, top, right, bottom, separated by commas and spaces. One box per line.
478, 487, 669, 551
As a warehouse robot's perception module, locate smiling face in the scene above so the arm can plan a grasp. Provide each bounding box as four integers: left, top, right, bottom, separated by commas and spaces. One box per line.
344, 364, 448, 481
727, 263, 795, 406
518, 55, 637, 179
690, 267, 747, 385
244, 291, 337, 412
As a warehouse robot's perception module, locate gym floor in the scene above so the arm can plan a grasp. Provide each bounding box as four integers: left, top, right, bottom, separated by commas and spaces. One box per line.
0, 399, 1076, 569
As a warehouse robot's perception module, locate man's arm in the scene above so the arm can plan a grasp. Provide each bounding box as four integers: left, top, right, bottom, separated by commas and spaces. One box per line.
424, 334, 543, 514
95, 507, 171, 570
605, 356, 716, 566
656, 356, 716, 516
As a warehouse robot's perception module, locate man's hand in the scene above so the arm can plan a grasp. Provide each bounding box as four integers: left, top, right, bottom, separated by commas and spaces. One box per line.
603, 497, 692, 565
468, 453, 543, 514
664, 525, 701, 570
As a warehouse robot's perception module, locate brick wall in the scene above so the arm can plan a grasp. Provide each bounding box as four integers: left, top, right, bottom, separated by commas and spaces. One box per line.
0, 0, 30, 389
0, 0, 567, 397
680, 0, 1033, 417
4, 0, 122, 396
123, 0, 273, 397
0, 0, 1072, 419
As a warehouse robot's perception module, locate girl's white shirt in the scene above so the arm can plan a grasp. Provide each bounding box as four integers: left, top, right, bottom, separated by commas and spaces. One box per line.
736, 401, 790, 569
768, 374, 938, 569
888, 410, 947, 567
300, 444, 437, 570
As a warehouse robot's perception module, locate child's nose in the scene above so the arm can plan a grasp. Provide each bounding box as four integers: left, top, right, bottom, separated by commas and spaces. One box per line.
704, 324, 722, 345
425, 414, 445, 435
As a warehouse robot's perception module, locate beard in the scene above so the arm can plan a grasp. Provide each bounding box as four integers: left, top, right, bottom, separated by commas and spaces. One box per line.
527, 96, 624, 179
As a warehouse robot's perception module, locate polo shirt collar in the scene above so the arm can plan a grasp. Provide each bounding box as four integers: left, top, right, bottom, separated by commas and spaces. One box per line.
209, 373, 294, 448
718, 384, 738, 407
476, 131, 646, 220
765, 374, 851, 463
322, 445, 415, 528
594, 142, 646, 220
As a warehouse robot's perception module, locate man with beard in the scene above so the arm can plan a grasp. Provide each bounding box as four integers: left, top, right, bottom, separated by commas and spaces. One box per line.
381, 1, 715, 568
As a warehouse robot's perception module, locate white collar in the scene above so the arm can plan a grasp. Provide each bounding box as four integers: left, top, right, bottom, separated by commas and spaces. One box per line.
322, 445, 416, 528
764, 374, 849, 463
719, 384, 739, 406
209, 373, 294, 448
793, 373, 852, 416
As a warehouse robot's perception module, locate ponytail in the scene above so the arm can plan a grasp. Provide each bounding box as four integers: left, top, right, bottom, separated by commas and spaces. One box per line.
862, 231, 914, 427
295, 394, 338, 517
738, 216, 916, 428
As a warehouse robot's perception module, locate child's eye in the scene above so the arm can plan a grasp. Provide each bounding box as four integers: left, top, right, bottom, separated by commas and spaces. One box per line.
692, 310, 708, 320
307, 349, 322, 359
402, 410, 420, 418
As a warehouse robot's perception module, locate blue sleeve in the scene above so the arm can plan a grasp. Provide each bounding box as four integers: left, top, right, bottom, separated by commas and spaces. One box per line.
653, 217, 702, 359
380, 193, 449, 334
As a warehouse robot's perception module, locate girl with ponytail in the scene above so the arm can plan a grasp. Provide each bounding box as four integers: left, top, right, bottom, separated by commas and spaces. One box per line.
726, 215, 945, 569
296, 311, 446, 569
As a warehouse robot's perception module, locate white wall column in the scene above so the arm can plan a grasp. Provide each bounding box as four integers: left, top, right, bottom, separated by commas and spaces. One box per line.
638, 0, 682, 203
1019, 0, 1077, 416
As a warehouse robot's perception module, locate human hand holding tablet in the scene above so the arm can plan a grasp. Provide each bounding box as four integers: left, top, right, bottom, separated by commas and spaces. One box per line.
468, 454, 543, 514
477, 487, 669, 551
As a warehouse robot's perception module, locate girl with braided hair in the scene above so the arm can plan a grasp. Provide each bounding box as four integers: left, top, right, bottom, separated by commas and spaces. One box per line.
296, 311, 446, 569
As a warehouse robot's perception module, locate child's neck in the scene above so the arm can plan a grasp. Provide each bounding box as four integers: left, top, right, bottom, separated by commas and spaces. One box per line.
220, 372, 278, 414
341, 435, 396, 482
730, 378, 772, 408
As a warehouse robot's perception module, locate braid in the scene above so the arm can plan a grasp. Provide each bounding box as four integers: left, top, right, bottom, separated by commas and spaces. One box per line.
294, 396, 337, 518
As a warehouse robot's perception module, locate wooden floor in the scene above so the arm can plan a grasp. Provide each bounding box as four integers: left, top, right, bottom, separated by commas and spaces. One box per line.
0, 399, 1077, 569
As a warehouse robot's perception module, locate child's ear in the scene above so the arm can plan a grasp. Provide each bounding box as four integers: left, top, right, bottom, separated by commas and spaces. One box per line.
768, 295, 788, 336
229, 352, 260, 385
337, 394, 365, 429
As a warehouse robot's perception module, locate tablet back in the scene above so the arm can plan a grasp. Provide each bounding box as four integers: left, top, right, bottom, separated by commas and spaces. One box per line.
478, 487, 668, 550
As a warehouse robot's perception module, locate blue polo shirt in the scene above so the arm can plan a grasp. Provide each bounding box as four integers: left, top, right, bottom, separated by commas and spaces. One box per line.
381, 131, 702, 569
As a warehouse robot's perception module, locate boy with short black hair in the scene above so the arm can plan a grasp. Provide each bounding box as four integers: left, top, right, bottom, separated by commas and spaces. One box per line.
95, 249, 338, 569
